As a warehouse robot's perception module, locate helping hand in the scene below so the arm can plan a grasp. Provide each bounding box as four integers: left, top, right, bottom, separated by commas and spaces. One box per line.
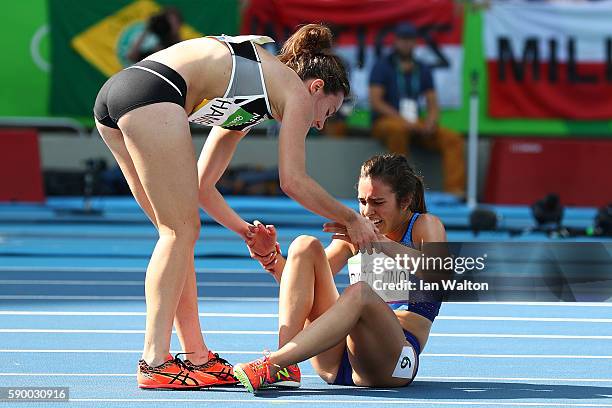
245, 220, 277, 256
323, 214, 379, 254
245, 220, 280, 274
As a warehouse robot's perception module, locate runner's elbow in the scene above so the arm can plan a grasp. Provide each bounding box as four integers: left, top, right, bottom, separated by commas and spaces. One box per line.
280, 177, 297, 197
279, 171, 301, 196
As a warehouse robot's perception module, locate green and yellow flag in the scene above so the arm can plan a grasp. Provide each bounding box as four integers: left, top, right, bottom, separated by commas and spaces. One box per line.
49, 0, 238, 118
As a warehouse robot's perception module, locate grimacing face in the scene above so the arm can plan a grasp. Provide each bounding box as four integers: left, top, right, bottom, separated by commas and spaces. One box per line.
357, 176, 411, 239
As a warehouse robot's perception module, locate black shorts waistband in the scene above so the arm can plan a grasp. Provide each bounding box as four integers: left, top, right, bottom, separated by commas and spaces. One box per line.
132, 60, 188, 98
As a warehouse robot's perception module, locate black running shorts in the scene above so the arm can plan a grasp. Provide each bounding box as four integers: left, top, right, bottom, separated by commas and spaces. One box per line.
93, 60, 187, 129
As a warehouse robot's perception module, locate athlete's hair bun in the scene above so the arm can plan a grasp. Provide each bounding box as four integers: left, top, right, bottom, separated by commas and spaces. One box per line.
294, 24, 333, 55
278, 23, 350, 97
279, 23, 333, 61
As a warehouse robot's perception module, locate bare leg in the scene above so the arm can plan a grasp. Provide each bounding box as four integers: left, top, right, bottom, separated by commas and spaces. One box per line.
105, 103, 201, 366
96, 119, 209, 365
277, 236, 345, 382
95, 120, 157, 225
278, 236, 339, 346
173, 268, 209, 363
269, 281, 412, 387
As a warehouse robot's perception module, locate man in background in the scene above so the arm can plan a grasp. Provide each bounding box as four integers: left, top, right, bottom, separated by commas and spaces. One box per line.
369, 23, 465, 196
127, 7, 183, 63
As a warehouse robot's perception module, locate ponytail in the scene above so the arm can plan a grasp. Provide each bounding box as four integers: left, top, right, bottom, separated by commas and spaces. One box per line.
411, 173, 427, 213
278, 24, 350, 97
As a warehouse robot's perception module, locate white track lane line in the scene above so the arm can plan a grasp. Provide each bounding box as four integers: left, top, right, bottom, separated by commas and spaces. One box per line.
1, 295, 611, 305
0, 349, 610, 359
0, 266, 259, 274
1, 329, 612, 340
1, 373, 612, 383
0, 295, 278, 303
63, 399, 612, 406
0, 311, 277, 317
2, 314, 612, 322
0, 296, 279, 301
0, 280, 282, 287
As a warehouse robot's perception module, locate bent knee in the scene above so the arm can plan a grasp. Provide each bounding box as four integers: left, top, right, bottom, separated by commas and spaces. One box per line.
158, 219, 201, 244
341, 281, 376, 305
288, 235, 325, 258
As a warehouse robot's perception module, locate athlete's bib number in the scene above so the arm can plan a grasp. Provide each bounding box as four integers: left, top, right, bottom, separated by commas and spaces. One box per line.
392, 346, 417, 379
347, 253, 410, 304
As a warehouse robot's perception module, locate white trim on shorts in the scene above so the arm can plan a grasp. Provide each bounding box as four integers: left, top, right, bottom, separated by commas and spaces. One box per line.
125, 66, 183, 97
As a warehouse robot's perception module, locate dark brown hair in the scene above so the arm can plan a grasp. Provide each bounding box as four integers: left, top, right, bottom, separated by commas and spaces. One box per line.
360, 153, 427, 213
278, 24, 350, 97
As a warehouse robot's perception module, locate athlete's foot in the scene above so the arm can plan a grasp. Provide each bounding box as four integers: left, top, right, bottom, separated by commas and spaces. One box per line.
137, 353, 218, 390
233, 352, 281, 393
183, 351, 238, 386
261, 363, 301, 388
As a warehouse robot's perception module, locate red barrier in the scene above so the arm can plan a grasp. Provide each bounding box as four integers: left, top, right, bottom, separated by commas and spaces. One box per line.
0, 129, 45, 202
484, 137, 612, 207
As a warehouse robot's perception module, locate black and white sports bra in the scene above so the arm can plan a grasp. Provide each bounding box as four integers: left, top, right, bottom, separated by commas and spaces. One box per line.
188, 35, 274, 132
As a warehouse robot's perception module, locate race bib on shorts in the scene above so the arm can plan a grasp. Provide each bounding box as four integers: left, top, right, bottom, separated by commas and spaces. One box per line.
392, 345, 417, 379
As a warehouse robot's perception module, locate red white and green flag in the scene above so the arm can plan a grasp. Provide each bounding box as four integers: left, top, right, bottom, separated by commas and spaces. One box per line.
485, 1, 612, 119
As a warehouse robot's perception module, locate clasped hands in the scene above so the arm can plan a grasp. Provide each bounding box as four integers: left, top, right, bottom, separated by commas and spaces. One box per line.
245, 220, 280, 273
244, 216, 386, 275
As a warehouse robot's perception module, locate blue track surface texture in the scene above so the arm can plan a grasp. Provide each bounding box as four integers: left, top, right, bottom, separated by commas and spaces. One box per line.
0, 197, 610, 407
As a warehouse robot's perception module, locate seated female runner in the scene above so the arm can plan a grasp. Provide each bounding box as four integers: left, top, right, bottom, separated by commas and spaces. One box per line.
234, 153, 447, 392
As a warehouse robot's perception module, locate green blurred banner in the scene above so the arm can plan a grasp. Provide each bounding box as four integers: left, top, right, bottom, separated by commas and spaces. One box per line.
0, 0, 49, 117
3, 1, 611, 135
48, 0, 238, 118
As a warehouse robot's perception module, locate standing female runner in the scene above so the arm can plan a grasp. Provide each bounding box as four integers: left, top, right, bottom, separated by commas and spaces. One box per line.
93, 24, 378, 389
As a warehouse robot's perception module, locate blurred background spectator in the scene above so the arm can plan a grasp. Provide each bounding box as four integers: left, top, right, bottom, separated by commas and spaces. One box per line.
369, 23, 466, 196
3, 0, 612, 208
126, 6, 183, 63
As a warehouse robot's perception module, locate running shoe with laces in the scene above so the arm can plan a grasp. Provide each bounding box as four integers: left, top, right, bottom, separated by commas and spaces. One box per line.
183, 350, 238, 385
261, 363, 301, 389
233, 354, 273, 393
137, 353, 218, 390
234, 352, 297, 393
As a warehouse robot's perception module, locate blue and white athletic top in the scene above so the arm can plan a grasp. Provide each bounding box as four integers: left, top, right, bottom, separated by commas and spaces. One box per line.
348, 212, 442, 322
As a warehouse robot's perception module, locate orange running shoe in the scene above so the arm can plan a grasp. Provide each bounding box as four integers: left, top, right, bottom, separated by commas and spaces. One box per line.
137, 353, 218, 390
261, 364, 301, 389
233, 354, 277, 393
183, 351, 238, 386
